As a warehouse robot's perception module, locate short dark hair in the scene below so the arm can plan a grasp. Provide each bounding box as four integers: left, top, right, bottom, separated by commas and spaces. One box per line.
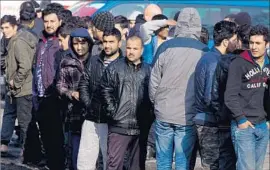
45, 3, 64, 11
200, 27, 209, 45
103, 28, 122, 41
152, 14, 168, 21
1, 15, 17, 26
59, 9, 72, 24
114, 15, 129, 29
75, 17, 88, 29
58, 22, 76, 38
42, 3, 63, 20
81, 16, 92, 29
249, 25, 269, 42
213, 20, 237, 46
238, 24, 252, 49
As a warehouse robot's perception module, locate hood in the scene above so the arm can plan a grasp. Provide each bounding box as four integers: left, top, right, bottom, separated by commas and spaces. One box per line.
174, 8, 202, 39
70, 28, 94, 45
135, 14, 146, 24
16, 28, 38, 48
70, 28, 94, 56
240, 50, 254, 64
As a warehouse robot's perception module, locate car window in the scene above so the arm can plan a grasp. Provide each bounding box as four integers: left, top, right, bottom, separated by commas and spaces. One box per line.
159, 4, 269, 37
86, 2, 105, 9
109, 3, 146, 17
69, 2, 89, 13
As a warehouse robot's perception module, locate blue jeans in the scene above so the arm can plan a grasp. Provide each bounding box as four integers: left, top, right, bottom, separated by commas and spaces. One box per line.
231, 121, 269, 170
71, 134, 80, 170
1, 95, 32, 147
155, 120, 196, 170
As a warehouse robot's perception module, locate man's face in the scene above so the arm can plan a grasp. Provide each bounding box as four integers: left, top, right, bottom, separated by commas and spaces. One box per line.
58, 34, 70, 51
129, 20, 135, 29
157, 26, 169, 40
72, 37, 89, 57
249, 35, 267, 58
226, 34, 238, 53
103, 35, 121, 57
37, 11, 42, 18
1, 22, 17, 39
43, 13, 61, 35
92, 26, 103, 41
126, 39, 143, 63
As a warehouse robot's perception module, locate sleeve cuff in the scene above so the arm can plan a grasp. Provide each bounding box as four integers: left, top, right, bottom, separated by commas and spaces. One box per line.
237, 117, 248, 125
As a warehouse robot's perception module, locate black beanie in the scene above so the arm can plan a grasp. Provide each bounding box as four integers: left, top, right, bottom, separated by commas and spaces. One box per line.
234, 12, 252, 26
92, 11, 115, 32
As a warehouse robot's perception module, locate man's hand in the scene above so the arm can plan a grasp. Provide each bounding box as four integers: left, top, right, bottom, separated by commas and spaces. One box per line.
9, 80, 14, 89
238, 120, 255, 129
71, 91, 79, 101
166, 20, 177, 26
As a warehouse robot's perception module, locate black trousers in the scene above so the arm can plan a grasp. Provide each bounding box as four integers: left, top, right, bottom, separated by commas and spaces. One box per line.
107, 132, 141, 170
37, 95, 65, 170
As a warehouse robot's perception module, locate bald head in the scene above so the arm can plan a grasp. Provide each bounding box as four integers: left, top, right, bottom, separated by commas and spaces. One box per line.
144, 4, 162, 21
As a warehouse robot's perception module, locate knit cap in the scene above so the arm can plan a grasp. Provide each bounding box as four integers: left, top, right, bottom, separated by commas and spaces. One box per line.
234, 12, 252, 26
92, 11, 115, 32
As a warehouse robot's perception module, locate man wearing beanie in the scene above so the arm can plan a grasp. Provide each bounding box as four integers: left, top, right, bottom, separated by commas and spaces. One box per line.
91, 11, 115, 56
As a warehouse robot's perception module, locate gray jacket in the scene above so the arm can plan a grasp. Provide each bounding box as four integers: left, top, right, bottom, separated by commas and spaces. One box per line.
149, 8, 207, 125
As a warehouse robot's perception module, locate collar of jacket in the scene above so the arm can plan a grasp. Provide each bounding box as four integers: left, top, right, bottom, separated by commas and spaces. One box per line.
125, 57, 143, 69
98, 49, 123, 62
240, 50, 270, 66
212, 47, 223, 55
39, 30, 57, 43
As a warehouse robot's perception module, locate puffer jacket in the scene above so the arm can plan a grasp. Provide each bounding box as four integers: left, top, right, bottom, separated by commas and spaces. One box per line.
100, 57, 152, 135
79, 50, 123, 123
6, 28, 38, 97
211, 51, 241, 127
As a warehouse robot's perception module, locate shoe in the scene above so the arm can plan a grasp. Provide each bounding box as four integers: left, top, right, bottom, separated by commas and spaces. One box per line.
146, 146, 156, 160
0, 144, 8, 155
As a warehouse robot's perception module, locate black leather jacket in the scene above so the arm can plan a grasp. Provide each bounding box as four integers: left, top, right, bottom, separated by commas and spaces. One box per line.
211, 53, 238, 127
79, 51, 122, 123
100, 57, 152, 135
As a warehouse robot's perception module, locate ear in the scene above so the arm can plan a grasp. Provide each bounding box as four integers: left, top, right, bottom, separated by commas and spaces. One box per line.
222, 39, 229, 48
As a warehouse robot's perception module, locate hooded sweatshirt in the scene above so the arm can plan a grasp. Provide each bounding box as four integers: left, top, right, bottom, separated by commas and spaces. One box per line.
56, 28, 93, 133
6, 27, 38, 97
149, 8, 207, 125
225, 51, 270, 124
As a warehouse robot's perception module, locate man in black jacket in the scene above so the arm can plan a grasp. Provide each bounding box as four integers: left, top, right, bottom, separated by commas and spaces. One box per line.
211, 23, 252, 170
225, 25, 270, 170
77, 28, 123, 170
194, 20, 238, 170
100, 36, 152, 170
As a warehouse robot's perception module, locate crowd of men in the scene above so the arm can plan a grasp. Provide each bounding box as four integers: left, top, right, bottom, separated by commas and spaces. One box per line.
0, 1, 269, 170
